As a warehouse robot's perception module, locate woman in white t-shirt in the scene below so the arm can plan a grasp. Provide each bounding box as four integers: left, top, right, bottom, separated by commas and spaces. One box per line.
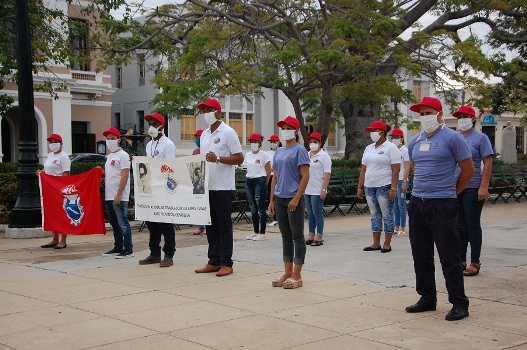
244, 133, 271, 241
304, 132, 331, 246
357, 121, 400, 253
265, 134, 281, 227
389, 128, 410, 236
40, 133, 71, 249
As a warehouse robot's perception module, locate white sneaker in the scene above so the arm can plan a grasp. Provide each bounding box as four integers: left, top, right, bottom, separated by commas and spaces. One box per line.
268, 220, 277, 227
246, 233, 258, 240
252, 234, 266, 241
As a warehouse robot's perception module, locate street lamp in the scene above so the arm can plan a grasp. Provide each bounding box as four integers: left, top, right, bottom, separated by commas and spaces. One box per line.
8, 0, 42, 228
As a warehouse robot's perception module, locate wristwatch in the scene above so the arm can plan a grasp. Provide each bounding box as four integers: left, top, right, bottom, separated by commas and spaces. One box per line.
216, 156, 221, 164
321, 189, 327, 193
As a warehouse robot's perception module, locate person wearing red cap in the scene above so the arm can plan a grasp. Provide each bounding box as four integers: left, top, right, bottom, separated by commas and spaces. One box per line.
304, 132, 332, 247
191, 129, 207, 235
453, 105, 494, 277
101, 128, 133, 259
40, 133, 70, 249
406, 96, 475, 321
244, 133, 271, 241
357, 120, 400, 253
194, 98, 243, 277
269, 116, 310, 289
266, 134, 281, 227
389, 128, 410, 236
139, 112, 177, 268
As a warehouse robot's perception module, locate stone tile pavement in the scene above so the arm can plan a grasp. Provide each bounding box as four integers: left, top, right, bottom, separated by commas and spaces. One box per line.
0, 202, 526, 349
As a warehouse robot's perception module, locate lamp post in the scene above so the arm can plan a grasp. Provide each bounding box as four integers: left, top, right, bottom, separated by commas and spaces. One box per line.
8, 0, 42, 228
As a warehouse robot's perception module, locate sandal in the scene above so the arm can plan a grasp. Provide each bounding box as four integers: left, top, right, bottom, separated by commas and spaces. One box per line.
310, 240, 324, 246
305, 239, 314, 245
200, 230, 207, 236
191, 229, 204, 235
283, 278, 303, 289
463, 263, 480, 276
272, 276, 287, 287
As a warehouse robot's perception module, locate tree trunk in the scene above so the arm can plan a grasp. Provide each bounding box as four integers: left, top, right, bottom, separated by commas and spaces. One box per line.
340, 98, 375, 159
317, 84, 333, 148
283, 90, 309, 148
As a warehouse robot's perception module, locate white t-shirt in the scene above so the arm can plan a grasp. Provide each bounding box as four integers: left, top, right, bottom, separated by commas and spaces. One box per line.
105, 149, 131, 201
305, 149, 332, 195
397, 145, 410, 181
266, 149, 277, 175
44, 151, 70, 176
146, 135, 176, 159
244, 150, 270, 178
201, 121, 243, 190
362, 140, 401, 187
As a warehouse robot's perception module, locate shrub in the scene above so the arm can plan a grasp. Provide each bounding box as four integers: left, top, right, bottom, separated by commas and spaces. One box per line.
331, 158, 361, 169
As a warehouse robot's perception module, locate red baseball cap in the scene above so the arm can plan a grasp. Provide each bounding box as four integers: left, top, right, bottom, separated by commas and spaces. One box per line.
103, 127, 121, 138
410, 96, 443, 113
308, 132, 322, 142
47, 133, 62, 143
197, 98, 222, 112
277, 116, 300, 130
453, 105, 476, 118
195, 129, 204, 137
268, 134, 280, 142
249, 133, 262, 141
365, 120, 388, 132
389, 128, 404, 137
145, 112, 165, 127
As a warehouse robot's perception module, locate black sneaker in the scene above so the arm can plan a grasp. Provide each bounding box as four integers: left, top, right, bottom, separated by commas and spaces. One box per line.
115, 249, 134, 259
102, 248, 122, 257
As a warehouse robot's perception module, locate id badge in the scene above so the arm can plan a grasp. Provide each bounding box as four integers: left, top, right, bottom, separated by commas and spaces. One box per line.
419, 141, 431, 152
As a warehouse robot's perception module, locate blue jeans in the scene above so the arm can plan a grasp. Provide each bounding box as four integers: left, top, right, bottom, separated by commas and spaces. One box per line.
274, 196, 306, 265
393, 180, 407, 228
304, 194, 324, 235
207, 190, 235, 267
364, 185, 394, 233
246, 177, 268, 234
105, 201, 133, 250
457, 188, 485, 264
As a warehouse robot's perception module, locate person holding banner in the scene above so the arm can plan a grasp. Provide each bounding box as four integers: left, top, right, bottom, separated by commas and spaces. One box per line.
101, 128, 133, 259
244, 133, 271, 241
194, 98, 243, 277
138, 112, 177, 268
269, 116, 310, 289
40, 133, 70, 249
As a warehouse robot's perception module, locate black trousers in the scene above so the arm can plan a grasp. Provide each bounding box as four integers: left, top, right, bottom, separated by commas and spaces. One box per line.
206, 190, 235, 267
407, 197, 469, 309
145, 221, 176, 258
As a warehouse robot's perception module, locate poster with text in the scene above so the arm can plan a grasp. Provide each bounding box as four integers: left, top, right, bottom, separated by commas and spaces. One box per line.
132, 154, 211, 224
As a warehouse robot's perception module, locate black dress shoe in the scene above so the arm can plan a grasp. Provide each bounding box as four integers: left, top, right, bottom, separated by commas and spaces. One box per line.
405, 302, 437, 313
445, 307, 469, 321
40, 243, 58, 248
381, 247, 392, 253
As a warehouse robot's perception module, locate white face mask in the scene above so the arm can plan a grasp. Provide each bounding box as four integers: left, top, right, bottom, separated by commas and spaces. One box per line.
309, 142, 319, 151
203, 112, 218, 126
281, 129, 296, 141
148, 125, 162, 138
370, 132, 381, 142
49, 143, 61, 153
250, 143, 259, 151
106, 139, 120, 153
420, 113, 441, 133
270, 142, 278, 150
458, 118, 473, 131
391, 138, 401, 146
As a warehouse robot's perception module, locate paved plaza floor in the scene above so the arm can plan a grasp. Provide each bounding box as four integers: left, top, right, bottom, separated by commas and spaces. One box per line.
0, 201, 526, 349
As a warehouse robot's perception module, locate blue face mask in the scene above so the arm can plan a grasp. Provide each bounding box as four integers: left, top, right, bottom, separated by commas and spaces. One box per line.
195, 138, 200, 147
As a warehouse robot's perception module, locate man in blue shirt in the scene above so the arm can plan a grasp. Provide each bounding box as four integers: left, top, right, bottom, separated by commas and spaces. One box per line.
406, 97, 475, 321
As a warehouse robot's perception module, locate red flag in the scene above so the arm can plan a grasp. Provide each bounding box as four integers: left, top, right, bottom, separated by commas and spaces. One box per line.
39, 167, 105, 235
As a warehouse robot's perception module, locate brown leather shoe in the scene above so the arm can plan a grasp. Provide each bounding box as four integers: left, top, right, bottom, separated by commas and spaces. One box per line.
463, 263, 480, 276
194, 264, 221, 273
216, 266, 233, 277
160, 257, 173, 268
138, 255, 161, 265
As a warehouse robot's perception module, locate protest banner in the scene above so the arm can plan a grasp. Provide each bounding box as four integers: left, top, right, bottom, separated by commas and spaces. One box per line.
132, 154, 211, 224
